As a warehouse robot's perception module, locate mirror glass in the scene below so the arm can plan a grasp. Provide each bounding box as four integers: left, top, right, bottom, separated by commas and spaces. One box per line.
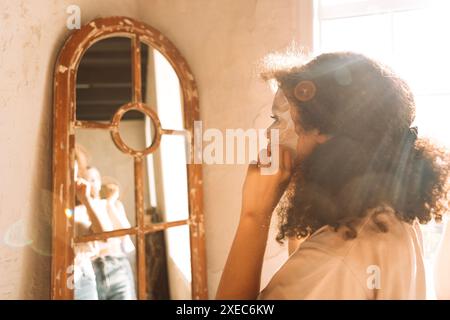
73, 37, 192, 300
74, 235, 137, 300
141, 44, 190, 225
146, 225, 192, 299
143, 134, 190, 225
76, 37, 132, 122
117, 109, 156, 151
74, 130, 137, 228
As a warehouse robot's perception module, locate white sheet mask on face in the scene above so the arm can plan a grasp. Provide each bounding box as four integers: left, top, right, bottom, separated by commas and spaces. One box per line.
267, 90, 299, 157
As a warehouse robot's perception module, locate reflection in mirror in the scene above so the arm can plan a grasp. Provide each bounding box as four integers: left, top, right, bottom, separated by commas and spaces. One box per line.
141, 44, 184, 130
73, 37, 193, 300
76, 37, 133, 121
144, 135, 190, 225
141, 44, 190, 224
74, 235, 137, 300
117, 109, 156, 151
52, 17, 207, 300
146, 225, 192, 300
74, 131, 136, 229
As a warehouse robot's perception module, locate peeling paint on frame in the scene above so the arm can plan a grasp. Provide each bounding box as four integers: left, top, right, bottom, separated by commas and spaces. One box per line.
51, 16, 207, 300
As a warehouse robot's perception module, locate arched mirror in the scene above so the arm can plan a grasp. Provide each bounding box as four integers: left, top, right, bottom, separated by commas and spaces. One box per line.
51, 17, 207, 300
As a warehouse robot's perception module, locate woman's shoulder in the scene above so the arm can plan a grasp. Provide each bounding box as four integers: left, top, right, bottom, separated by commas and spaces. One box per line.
260, 206, 423, 299
300, 206, 416, 254
259, 236, 367, 299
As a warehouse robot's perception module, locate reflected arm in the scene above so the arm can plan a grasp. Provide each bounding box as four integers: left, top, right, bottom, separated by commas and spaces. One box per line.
75, 178, 108, 233
81, 197, 107, 233
107, 200, 132, 229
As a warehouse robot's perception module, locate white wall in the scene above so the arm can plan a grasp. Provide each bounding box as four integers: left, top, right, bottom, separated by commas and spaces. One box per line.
0, 0, 309, 299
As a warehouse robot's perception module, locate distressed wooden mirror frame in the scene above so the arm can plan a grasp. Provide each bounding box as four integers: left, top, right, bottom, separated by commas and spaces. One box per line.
51, 16, 207, 300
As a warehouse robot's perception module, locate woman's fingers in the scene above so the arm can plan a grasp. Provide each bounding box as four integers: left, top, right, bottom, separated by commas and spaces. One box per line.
247, 161, 259, 174
76, 177, 88, 186
267, 142, 272, 157
254, 145, 293, 174
248, 144, 293, 179
256, 148, 271, 169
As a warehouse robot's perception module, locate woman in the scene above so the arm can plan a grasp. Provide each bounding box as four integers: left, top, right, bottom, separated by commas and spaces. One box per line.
73, 150, 100, 300
74, 165, 136, 300
100, 182, 136, 256
216, 52, 450, 299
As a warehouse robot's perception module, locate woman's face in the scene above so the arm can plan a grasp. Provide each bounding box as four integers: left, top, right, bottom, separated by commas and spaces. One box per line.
267, 89, 327, 162
266, 89, 298, 155
85, 167, 102, 198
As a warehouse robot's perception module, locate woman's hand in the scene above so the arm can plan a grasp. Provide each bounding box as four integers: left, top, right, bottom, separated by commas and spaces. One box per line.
241, 146, 293, 221
216, 146, 293, 300
75, 178, 106, 233
75, 178, 91, 204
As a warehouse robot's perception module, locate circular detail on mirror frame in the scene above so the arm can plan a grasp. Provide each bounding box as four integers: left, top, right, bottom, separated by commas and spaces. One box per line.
110, 102, 162, 156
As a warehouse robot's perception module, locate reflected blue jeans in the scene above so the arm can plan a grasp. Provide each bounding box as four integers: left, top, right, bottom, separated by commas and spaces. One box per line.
92, 255, 136, 300
74, 259, 99, 300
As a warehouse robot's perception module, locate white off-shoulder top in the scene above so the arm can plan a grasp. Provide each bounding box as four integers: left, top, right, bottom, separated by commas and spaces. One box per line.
258, 207, 426, 300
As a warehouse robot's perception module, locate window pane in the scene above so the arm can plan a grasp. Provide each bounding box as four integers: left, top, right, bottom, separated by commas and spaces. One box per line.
319, 13, 393, 63
414, 95, 450, 148
319, 0, 427, 19
393, 8, 450, 94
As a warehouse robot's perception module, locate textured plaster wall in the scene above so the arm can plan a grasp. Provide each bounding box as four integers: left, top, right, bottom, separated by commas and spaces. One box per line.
0, 0, 309, 299
0, 0, 141, 299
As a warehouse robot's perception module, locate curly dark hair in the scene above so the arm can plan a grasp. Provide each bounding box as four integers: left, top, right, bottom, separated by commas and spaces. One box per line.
262, 51, 450, 241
